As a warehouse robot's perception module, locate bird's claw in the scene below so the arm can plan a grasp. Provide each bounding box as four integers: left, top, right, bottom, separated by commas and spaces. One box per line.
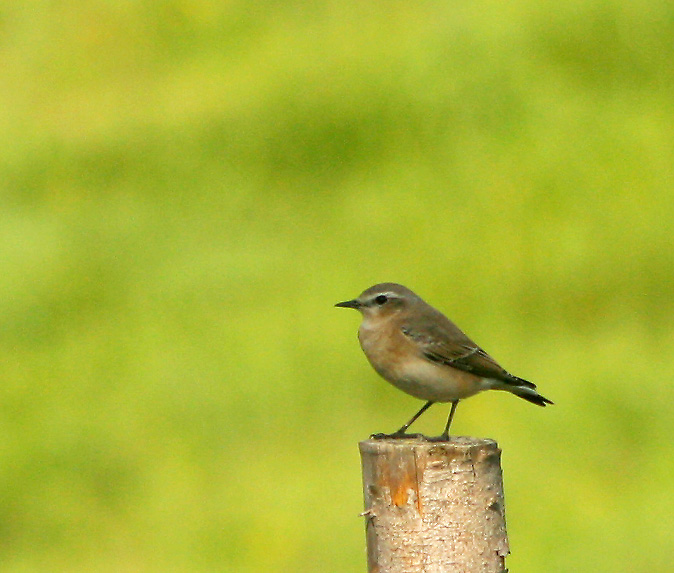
369, 431, 426, 440
423, 433, 451, 442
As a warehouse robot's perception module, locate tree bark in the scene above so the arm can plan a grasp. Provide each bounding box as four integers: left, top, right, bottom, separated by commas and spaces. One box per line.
359, 437, 509, 573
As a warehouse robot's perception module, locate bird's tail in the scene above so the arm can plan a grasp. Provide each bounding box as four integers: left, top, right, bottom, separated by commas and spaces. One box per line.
495, 376, 554, 407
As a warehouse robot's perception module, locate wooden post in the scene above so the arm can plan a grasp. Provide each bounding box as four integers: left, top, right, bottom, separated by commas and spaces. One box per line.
359, 437, 509, 573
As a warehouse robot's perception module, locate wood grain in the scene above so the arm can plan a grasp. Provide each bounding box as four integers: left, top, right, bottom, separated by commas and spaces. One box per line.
360, 437, 509, 573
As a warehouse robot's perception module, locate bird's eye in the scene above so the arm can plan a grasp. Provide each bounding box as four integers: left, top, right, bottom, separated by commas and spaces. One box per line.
375, 295, 388, 305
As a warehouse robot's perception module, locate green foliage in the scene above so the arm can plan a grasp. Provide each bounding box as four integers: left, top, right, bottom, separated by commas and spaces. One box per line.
1, 1, 673, 570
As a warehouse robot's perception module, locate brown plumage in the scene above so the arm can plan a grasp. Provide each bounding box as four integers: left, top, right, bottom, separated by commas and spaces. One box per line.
336, 283, 552, 440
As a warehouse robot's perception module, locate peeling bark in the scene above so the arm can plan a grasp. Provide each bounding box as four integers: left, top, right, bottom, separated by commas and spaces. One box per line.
360, 437, 509, 573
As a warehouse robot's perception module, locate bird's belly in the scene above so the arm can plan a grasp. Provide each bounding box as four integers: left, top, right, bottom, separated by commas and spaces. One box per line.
372, 353, 486, 402
358, 322, 488, 402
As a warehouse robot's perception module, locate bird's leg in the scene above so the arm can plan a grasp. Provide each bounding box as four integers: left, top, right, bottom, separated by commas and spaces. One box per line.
397, 400, 435, 433
426, 400, 459, 442
370, 401, 434, 440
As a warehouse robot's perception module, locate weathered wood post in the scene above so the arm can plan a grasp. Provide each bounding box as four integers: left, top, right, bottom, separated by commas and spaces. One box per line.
359, 437, 509, 573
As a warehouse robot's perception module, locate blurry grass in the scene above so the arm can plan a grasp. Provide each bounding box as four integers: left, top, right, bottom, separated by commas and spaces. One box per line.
1, 0, 674, 571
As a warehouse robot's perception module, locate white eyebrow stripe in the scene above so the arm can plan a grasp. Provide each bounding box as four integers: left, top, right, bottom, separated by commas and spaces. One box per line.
370, 292, 398, 301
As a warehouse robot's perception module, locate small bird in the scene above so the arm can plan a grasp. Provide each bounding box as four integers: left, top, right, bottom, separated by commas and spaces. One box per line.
336, 283, 552, 441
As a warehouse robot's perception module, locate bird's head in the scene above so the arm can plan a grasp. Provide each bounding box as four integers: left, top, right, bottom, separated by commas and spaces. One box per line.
335, 283, 418, 320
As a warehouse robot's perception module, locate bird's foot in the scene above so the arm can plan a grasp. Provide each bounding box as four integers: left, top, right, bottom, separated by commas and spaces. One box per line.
370, 431, 426, 440
423, 433, 451, 442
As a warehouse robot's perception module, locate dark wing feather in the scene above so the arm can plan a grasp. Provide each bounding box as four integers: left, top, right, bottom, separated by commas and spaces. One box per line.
401, 313, 536, 389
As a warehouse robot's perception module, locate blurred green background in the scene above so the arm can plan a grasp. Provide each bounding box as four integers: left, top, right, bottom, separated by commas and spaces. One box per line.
2, 1, 673, 571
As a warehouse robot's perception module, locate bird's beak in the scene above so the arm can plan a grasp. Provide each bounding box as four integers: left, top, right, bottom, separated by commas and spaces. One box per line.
335, 299, 361, 310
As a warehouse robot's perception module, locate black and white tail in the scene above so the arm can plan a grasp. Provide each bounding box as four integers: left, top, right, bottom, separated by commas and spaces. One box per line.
496, 375, 554, 407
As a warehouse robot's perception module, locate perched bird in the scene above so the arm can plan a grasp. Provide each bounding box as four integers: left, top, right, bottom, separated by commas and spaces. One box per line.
335, 283, 552, 441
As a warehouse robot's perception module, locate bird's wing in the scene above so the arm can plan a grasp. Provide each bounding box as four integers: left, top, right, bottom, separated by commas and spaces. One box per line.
401, 317, 534, 388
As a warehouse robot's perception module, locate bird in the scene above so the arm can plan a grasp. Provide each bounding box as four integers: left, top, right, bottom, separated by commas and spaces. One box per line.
335, 283, 552, 441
